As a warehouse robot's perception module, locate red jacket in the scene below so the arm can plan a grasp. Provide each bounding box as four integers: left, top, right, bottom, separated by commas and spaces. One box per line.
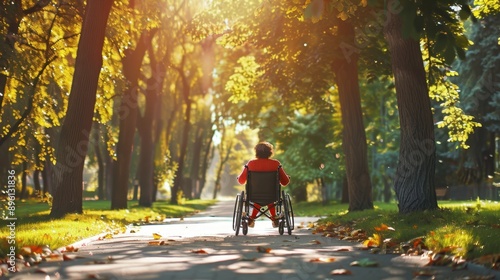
237, 158, 290, 186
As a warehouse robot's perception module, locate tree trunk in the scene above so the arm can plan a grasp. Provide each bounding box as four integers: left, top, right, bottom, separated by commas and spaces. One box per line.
340, 176, 349, 203
111, 30, 153, 209
50, 0, 113, 218
190, 127, 204, 198
172, 99, 192, 204
213, 137, 233, 199
384, 12, 438, 214
137, 96, 155, 206
332, 20, 373, 211
138, 60, 163, 207
197, 132, 214, 199
21, 162, 27, 199
42, 159, 52, 195
34, 170, 41, 193
171, 61, 191, 204
93, 123, 105, 200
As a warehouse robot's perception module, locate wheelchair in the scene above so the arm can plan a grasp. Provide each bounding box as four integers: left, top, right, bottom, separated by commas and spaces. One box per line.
232, 167, 294, 235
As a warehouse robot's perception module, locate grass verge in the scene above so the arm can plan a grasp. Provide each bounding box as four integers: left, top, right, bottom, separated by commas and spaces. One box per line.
294, 199, 500, 260
0, 199, 215, 257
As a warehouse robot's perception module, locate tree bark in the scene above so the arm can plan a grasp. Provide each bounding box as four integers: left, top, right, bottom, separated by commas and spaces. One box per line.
189, 127, 204, 199
171, 59, 192, 204
93, 123, 105, 200
50, 0, 113, 217
34, 170, 41, 193
138, 58, 164, 207
384, 12, 438, 214
332, 20, 373, 211
111, 30, 154, 209
197, 130, 214, 199
172, 99, 192, 203
42, 159, 52, 195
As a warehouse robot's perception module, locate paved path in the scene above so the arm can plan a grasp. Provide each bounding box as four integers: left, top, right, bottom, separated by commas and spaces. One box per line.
8, 200, 500, 280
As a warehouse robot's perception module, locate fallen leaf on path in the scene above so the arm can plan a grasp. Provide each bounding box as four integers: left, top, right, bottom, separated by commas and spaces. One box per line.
363, 233, 381, 248
426, 252, 452, 266
331, 268, 352, 275
99, 233, 113, 240
310, 257, 335, 263
351, 229, 364, 237
64, 245, 79, 252
256, 246, 272, 253
63, 254, 75, 261
310, 240, 321, 245
21, 245, 44, 255
148, 241, 166, 246
350, 258, 378, 267
152, 233, 162, 240
191, 249, 208, 254
374, 223, 395, 232
43, 254, 63, 262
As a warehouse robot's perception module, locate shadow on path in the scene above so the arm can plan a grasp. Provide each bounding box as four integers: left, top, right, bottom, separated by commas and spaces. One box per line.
8, 200, 500, 280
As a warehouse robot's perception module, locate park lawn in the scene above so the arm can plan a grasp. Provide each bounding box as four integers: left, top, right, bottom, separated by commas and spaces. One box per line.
0, 199, 215, 258
294, 199, 500, 260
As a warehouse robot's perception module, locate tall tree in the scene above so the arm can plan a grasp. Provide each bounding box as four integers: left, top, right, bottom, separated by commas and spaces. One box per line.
138, 48, 165, 207
50, 0, 114, 217
332, 19, 374, 210
384, 5, 438, 214
111, 30, 154, 209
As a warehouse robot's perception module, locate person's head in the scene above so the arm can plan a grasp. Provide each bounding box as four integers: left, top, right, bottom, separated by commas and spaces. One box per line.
254, 141, 274, 159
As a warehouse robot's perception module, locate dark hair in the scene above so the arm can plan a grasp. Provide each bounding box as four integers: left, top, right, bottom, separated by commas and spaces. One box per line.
254, 142, 274, 159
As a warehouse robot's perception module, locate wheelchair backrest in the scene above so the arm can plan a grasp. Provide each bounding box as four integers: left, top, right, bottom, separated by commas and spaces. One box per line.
246, 167, 281, 206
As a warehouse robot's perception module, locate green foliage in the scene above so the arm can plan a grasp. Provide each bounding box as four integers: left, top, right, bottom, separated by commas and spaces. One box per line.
1, 1, 83, 169
473, 0, 500, 18
429, 69, 482, 149
226, 56, 263, 103
453, 14, 500, 134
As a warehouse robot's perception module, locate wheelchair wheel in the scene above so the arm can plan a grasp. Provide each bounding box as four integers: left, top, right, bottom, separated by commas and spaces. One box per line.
283, 192, 294, 235
278, 221, 284, 235
232, 191, 244, 236
242, 221, 248, 235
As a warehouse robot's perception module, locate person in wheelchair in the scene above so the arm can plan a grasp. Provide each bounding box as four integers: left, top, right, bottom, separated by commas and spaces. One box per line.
237, 141, 290, 228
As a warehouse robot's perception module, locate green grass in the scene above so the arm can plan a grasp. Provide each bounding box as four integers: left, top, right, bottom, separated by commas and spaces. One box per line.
1, 199, 215, 257
293, 199, 500, 259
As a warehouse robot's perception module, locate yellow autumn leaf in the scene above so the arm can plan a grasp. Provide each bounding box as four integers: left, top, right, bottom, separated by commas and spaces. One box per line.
153, 233, 162, 240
